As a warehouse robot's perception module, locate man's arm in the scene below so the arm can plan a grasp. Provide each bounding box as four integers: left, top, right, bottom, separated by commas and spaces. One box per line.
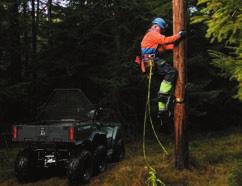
156, 34, 180, 45
162, 44, 174, 50
157, 44, 174, 53
157, 31, 186, 47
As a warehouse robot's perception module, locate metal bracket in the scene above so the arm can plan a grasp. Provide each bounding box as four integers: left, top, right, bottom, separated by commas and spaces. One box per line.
175, 98, 185, 104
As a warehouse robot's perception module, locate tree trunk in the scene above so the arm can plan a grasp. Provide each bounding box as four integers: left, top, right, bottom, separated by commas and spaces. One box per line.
36, 0, 39, 41
172, 0, 189, 169
48, 0, 52, 47
9, 0, 22, 83
31, 0, 36, 59
23, 0, 29, 79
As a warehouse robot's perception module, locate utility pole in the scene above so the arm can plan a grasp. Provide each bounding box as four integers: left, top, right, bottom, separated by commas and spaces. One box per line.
172, 0, 189, 169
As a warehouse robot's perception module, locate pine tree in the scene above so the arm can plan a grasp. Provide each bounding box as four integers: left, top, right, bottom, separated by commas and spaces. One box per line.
191, 0, 242, 99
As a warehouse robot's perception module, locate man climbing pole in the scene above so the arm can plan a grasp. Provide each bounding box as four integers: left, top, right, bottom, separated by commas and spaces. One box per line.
140, 17, 186, 119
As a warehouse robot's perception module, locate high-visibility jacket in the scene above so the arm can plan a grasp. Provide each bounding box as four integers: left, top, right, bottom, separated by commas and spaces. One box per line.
141, 29, 180, 55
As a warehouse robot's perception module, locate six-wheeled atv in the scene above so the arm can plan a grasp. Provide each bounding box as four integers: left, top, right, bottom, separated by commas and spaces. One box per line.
12, 89, 125, 184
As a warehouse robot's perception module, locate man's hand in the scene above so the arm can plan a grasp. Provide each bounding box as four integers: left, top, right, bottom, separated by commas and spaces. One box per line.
178, 30, 187, 38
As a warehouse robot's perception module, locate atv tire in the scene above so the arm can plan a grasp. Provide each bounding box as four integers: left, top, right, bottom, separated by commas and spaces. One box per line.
113, 138, 125, 162
93, 145, 107, 175
15, 149, 36, 182
67, 150, 93, 185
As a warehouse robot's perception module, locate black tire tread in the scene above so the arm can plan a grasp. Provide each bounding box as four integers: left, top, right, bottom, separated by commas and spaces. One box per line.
93, 145, 107, 175
67, 150, 93, 185
15, 149, 36, 183
113, 139, 125, 162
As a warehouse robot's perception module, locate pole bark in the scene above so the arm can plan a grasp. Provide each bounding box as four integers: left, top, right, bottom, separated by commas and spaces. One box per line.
172, 0, 189, 169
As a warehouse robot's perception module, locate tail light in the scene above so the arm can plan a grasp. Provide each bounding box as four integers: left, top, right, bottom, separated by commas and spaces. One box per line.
68, 127, 74, 142
13, 126, 17, 141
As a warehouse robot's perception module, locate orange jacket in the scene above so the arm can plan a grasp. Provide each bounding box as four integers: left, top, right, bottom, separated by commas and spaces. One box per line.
141, 29, 180, 55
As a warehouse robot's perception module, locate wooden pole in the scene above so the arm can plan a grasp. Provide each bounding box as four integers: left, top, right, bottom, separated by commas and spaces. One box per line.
172, 0, 189, 169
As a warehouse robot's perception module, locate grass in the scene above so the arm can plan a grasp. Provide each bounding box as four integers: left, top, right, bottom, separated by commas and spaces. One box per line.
0, 147, 20, 179
1, 128, 242, 186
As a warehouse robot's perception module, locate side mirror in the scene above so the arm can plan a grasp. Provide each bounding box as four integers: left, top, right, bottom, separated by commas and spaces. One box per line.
87, 107, 104, 121
87, 109, 96, 120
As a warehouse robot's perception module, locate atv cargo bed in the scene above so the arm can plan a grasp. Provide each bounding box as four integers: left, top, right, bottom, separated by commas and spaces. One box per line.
13, 122, 94, 143
13, 124, 72, 143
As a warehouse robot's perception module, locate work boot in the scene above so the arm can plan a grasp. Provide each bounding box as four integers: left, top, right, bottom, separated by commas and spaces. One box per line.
157, 110, 172, 126
157, 110, 172, 118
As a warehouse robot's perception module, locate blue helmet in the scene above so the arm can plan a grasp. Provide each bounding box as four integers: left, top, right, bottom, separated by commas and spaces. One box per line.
152, 18, 167, 29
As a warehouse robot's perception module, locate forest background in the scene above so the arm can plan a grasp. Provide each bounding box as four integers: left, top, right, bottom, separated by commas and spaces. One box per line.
0, 0, 241, 137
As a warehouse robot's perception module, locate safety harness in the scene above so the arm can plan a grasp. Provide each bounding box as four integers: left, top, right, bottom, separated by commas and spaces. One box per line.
135, 54, 173, 119
135, 54, 156, 74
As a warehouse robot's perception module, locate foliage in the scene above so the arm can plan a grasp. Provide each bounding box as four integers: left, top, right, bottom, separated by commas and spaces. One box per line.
191, 0, 242, 99
0, 0, 185, 127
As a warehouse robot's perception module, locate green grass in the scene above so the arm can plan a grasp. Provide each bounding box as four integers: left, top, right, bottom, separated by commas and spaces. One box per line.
228, 159, 242, 186
1, 128, 242, 186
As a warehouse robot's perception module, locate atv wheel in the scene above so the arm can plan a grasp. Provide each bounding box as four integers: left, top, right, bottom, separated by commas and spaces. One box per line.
93, 145, 107, 174
15, 149, 36, 182
67, 150, 93, 185
113, 139, 125, 162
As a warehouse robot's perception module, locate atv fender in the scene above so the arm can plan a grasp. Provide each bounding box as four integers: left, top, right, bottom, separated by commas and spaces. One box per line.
75, 131, 107, 150
91, 132, 107, 147
111, 126, 122, 141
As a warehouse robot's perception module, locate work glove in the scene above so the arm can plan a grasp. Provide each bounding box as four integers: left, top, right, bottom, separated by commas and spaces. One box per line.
178, 30, 187, 38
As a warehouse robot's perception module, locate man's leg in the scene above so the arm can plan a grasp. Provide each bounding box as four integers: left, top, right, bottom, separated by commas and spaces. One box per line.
156, 63, 177, 113
158, 80, 172, 111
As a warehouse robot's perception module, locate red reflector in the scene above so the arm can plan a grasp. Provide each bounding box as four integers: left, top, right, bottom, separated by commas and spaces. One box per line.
69, 127, 74, 142
13, 126, 17, 141
135, 56, 141, 65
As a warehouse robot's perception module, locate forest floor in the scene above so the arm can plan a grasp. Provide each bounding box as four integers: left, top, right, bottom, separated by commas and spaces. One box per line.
0, 128, 242, 186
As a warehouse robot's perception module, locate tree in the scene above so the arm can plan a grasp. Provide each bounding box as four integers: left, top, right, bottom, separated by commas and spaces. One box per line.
191, 0, 242, 99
